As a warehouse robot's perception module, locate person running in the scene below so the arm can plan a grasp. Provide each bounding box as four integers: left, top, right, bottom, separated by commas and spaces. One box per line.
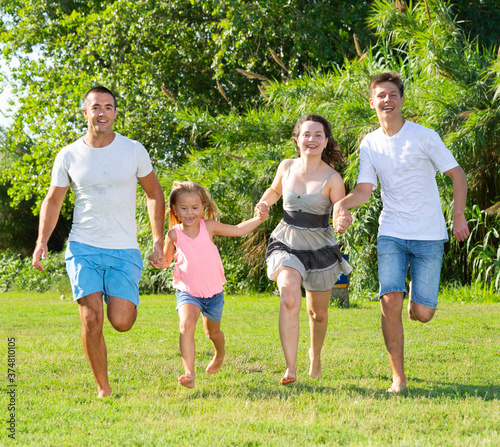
333, 72, 470, 392
148, 181, 268, 388
255, 114, 352, 385
32, 86, 165, 398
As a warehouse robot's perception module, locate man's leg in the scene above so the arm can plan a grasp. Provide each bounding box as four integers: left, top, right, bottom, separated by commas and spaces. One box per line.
78, 292, 110, 398
306, 290, 331, 378
107, 296, 137, 332
380, 292, 406, 393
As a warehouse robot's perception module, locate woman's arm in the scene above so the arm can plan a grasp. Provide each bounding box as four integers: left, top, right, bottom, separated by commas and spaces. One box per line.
255, 159, 290, 216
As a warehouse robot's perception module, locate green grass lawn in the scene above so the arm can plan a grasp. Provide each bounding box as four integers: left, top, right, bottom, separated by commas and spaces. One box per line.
1, 291, 499, 446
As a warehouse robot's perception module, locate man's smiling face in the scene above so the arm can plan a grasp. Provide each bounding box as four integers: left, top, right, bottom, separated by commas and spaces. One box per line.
369, 81, 404, 122
83, 92, 117, 135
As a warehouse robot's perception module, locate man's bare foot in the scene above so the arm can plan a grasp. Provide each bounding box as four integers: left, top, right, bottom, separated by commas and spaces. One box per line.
206, 353, 224, 375
97, 385, 111, 398
178, 373, 195, 388
407, 281, 417, 321
309, 348, 322, 378
386, 378, 407, 393
281, 368, 296, 385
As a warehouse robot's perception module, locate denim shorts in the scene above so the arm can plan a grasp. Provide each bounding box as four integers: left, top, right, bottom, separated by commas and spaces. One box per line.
377, 236, 444, 309
65, 241, 143, 306
175, 290, 224, 322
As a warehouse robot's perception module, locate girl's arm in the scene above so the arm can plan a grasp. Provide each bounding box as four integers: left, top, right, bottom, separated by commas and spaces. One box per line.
148, 228, 177, 269
206, 216, 265, 238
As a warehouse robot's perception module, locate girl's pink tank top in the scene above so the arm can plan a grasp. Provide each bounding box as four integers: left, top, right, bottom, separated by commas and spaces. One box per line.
172, 219, 226, 298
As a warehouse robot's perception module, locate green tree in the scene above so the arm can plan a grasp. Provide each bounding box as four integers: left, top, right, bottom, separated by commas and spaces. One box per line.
164, 0, 500, 292
0, 0, 374, 216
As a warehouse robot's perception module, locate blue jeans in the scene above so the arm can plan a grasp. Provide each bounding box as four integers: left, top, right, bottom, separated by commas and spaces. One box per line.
377, 236, 444, 309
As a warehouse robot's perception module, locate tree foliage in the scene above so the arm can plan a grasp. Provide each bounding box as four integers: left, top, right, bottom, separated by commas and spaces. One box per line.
0, 0, 375, 215
162, 0, 500, 292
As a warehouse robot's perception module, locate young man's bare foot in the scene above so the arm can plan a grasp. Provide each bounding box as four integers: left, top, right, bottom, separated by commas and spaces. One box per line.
178, 373, 195, 388
308, 348, 322, 378
205, 353, 224, 375
386, 377, 407, 393
281, 368, 296, 385
407, 281, 417, 321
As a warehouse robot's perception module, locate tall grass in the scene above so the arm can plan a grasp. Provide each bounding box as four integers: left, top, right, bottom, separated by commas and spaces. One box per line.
1, 291, 499, 446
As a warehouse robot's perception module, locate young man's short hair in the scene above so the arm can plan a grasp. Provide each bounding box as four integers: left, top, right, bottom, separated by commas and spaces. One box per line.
369, 72, 404, 97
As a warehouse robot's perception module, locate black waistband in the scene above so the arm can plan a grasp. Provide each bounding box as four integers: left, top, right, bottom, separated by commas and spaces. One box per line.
282, 209, 330, 229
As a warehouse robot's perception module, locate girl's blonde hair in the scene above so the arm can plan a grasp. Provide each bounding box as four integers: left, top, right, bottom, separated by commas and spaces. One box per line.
168, 181, 220, 228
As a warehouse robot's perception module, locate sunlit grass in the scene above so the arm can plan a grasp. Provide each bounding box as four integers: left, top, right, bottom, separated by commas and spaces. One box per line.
1, 290, 499, 446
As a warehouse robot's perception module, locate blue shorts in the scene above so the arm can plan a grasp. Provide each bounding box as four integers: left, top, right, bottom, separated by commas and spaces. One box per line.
377, 236, 444, 309
175, 290, 224, 322
65, 241, 143, 306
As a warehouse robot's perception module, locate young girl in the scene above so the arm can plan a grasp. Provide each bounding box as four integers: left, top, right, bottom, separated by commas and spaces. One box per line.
255, 114, 353, 385
149, 181, 268, 388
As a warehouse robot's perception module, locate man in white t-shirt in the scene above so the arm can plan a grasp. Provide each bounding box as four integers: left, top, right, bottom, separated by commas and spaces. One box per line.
32, 86, 165, 398
333, 72, 470, 393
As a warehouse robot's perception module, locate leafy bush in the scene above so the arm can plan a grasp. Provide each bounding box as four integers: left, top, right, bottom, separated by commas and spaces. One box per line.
0, 251, 69, 293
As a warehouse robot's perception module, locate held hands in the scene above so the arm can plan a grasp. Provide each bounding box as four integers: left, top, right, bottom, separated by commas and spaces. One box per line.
254, 201, 270, 222
148, 240, 167, 269
333, 202, 353, 234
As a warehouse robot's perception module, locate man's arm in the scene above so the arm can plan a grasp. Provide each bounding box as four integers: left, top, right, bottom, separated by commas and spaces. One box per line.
333, 183, 374, 233
138, 171, 166, 260
444, 166, 470, 242
32, 185, 69, 271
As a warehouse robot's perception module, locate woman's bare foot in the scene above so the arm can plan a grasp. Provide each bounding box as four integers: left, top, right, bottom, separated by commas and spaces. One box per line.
178, 373, 195, 388
309, 348, 322, 378
206, 350, 225, 375
281, 368, 296, 385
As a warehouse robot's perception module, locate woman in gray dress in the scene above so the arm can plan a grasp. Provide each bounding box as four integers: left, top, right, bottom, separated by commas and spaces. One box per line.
255, 114, 352, 384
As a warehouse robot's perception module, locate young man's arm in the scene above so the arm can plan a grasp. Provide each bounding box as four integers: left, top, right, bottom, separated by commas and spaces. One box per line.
444, 166, 469, 242
32, 185, 69, 271
333, 183, 374, 233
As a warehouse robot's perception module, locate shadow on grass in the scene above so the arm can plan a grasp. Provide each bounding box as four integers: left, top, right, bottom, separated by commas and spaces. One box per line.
181, 374, 500, 402
349, 375, 500, 401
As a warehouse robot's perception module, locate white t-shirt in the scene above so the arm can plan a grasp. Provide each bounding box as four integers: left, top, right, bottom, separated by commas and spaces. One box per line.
357, 120, 458, 241
51, 133, 153, 249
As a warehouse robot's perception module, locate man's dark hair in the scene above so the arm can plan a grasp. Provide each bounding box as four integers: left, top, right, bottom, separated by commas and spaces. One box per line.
84, 86, 117, 109
369, 72, 404, 98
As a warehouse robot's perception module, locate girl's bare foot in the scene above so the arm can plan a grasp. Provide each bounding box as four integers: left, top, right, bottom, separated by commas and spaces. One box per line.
206, 353, 224, 375
309, 348, 322, 378
178, 373, 195, 388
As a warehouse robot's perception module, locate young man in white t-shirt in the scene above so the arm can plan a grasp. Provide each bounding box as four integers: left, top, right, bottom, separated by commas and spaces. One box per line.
333, 72, 470, 393
32, 86, 165, 397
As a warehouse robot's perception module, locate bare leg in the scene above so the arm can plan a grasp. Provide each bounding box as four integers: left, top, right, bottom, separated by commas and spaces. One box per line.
78, 292, 110, 398
306, 290, 331, 378
276, 267, 303, 384
407, 282, 436, 322
107, 296, 137, 332
380, 292, 407, 392
203, 316, 225, 375
178, 304, 201, 388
